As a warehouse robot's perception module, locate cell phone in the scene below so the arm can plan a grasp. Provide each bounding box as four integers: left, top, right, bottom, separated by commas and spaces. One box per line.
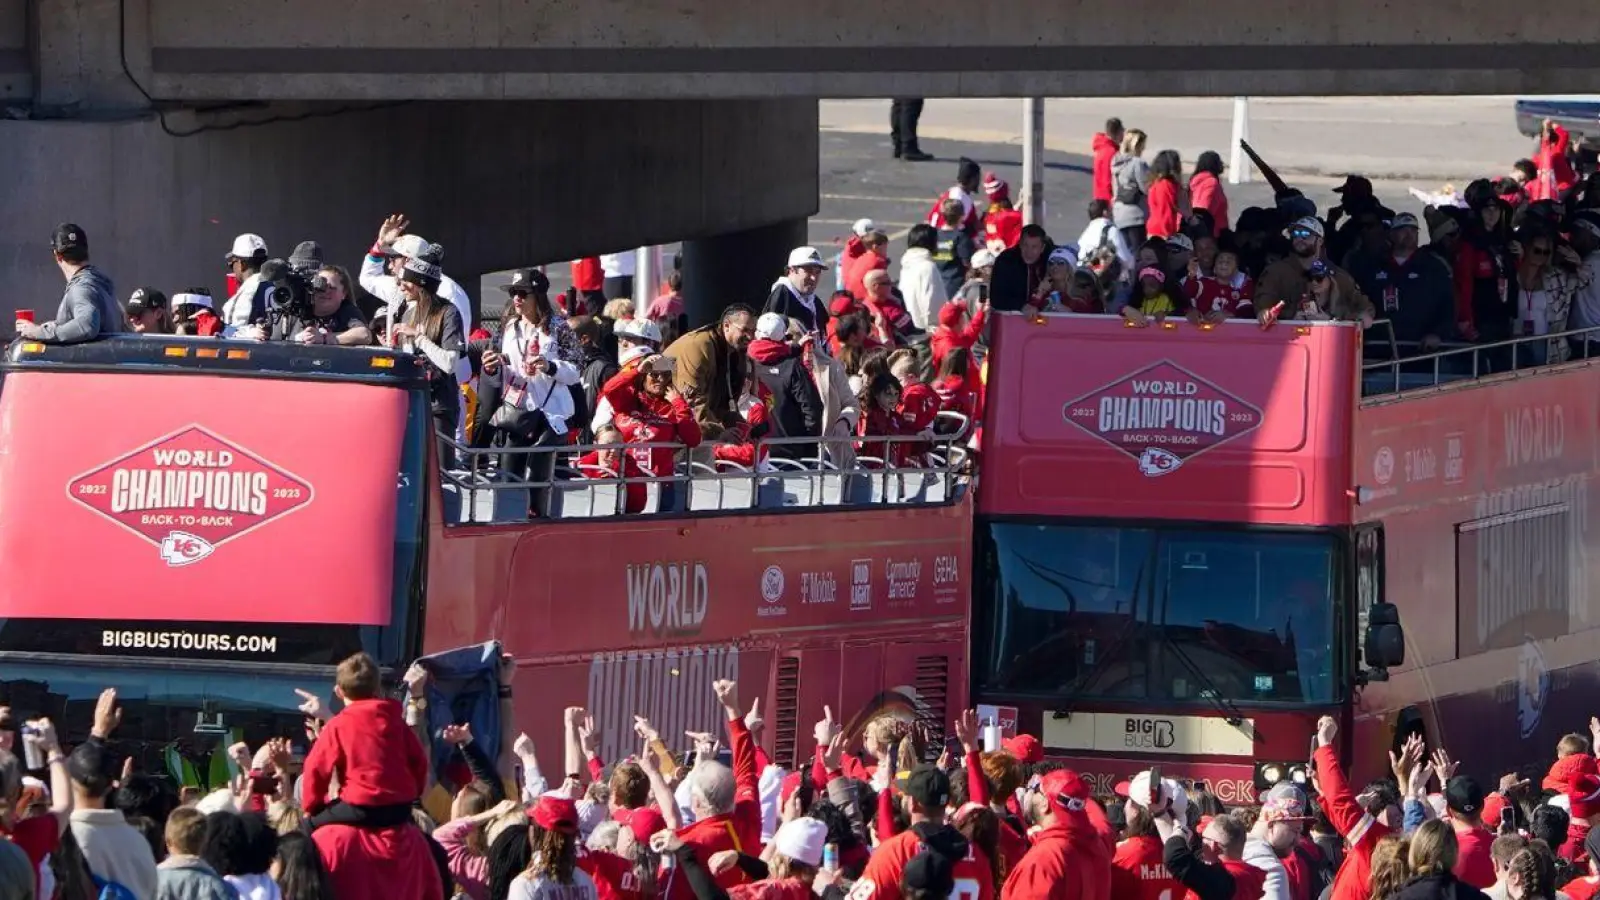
1500, 807, 1515, 831
249, 774, 277, 794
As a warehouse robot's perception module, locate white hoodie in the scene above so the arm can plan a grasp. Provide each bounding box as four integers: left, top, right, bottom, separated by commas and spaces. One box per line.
1242, 837, 1290, 900
898, 247, 948, 330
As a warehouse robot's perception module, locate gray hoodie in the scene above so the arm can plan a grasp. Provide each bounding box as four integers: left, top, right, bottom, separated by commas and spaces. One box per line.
42, 264, 125, 344
157, 856, 239, 900
1112, 152, 1151, 229
1242, 837, 1290, 900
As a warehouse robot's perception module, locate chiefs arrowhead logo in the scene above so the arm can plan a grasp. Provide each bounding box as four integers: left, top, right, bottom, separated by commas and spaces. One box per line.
67, 425, 313, 565
159, 531, 215, 567
1137, 447, 1183, 478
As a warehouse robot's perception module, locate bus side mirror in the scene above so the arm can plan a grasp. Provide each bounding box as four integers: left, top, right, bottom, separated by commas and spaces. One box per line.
1363, 601, 1406, 672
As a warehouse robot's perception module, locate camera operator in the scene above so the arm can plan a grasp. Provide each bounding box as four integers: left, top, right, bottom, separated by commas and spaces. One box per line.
220, 234, 272, 331
267, 265, 372, 346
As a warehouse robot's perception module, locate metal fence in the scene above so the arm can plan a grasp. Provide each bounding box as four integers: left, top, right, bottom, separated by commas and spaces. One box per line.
436, 412, 974, 525
1360, 319, 1600, 397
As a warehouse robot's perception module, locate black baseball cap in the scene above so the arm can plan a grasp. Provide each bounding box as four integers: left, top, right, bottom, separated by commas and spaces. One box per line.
51, 224, 87, 254
1446, 775, 1484, 815
897, 764, 951, 811
500, 269, 550, 295
126, 288, 167, 314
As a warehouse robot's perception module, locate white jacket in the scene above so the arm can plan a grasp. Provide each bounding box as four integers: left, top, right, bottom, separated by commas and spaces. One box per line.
501, 319, 581, 435
899, 247, 948, 330
1242, 837, 1290, 900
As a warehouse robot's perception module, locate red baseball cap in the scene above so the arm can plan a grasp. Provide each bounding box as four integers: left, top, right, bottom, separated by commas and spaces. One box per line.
622, 806, 667, 845
529, 795, 579, 834
1004, 734, 1043, 765
1040, 769, 1091, 815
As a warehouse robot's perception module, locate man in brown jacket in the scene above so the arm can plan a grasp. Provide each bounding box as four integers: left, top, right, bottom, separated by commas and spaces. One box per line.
665, 304, 755, 440
1256, 216, 1376, 325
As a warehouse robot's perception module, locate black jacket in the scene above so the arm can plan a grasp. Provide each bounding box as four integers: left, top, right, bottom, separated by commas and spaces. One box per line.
1391, 873, 1492, 900
1347, 250, 1456, 349
747, 340, 822, 459
1164, 835, 1235, 900
990, 241, 1053, 311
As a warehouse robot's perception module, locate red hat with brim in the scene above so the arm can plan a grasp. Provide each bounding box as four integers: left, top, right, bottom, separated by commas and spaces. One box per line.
530, 795, 580, 834
622, 806, 667, 845
1041, 769, 1091, 816
1004, 734, 1043, 765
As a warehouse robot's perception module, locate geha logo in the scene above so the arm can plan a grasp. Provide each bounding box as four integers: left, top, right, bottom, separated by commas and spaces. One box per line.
1124, 717, 1176, 750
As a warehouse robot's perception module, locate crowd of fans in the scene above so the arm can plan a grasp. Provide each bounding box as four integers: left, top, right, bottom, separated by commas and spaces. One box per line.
10, 660, 1600, 900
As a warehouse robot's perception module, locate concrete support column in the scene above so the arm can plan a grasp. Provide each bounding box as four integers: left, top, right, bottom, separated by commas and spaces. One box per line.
680, 218, 808, 329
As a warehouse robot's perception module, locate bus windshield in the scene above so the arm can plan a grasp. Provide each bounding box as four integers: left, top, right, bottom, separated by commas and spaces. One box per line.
975, 521, 1342, 705
0, 661, 326, 788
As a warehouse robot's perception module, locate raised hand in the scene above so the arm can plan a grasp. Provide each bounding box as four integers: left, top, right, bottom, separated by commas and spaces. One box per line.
1315, 715, 1337, 748
1431, 746, 1458, 784
403, 663, 430, 698
634, 715, 661, 743
712, 680, 739, 716
442, 724, 474, 746
295, 689, 332, 722
91, 688, 122, 739
377, 214, 410, 247
814, 705, 840, 746
579, 715, 601, 758
954, 709, 980, 754
514, 733, 537, 759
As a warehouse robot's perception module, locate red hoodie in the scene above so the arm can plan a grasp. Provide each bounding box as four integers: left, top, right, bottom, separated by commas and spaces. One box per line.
314, 824, 444, 900
576, 449, 649, 513
1148, 179, 1182, 239
1189, 172, 1228, 235
300, 698, 428, 814
1092, 133, 1119, 203
985, 206, 1024, 254
667, 716, 761, 900
931, 301, 987, 372
934, 374, 983, 427
572, 257, 604, 293
1002, 804, 1115, 900
842, 236, 888, 301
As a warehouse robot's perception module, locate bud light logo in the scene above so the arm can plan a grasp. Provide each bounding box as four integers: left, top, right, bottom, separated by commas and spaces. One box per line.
1138, 447, 1183, 478
159, 531, 215, 567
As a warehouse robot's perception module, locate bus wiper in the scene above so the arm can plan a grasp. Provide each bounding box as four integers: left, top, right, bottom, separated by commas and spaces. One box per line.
1163, 636, 1254, 738
1015, 554, 1144, 705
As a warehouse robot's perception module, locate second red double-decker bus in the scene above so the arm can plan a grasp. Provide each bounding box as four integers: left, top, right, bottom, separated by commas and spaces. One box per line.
971, 311, 1597, 799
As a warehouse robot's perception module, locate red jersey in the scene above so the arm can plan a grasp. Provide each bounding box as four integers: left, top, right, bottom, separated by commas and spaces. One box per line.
848, 826, 997, 900
1185, 275, 1255, 318
1451, 824, 1496, 889
314, 824, 445, 900
1111, 835, 1183, 900
665, 717, 761, 900
580, 849, 653, 900
1220, 860, 1266, 900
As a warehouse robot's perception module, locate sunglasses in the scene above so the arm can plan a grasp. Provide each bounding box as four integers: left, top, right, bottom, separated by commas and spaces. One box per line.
644, 370, 673, 380
1290, 228, 1316, 240
1310, 273, 1330, 282
1531, 247, 1553, 257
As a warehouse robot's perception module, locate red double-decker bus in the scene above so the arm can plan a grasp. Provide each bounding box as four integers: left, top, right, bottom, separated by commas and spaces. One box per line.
0, 337, 970, 787
970, 313, 1592, 802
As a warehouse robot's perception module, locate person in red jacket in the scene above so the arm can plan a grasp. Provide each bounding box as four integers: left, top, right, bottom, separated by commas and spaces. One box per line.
1534, 119, 1579, 203
849, 765, 995, 900
983, 174, 1025, 255
301, 652, 428, 824
844, 229, 891, 301
933, 347, 984, 431
930, 298, 987, 373
1164, 813, 1266, 900
1312, 715, 1399, 900
1093, 119, 1125, 204
1148, 150, 1185, 239
890, 349, 940, 466
665, 679, 762, 900
603, 354, 703, 510
1442, 775, 1496, 888
1562, 775, 1600, 864
1002, 769, 1115, 900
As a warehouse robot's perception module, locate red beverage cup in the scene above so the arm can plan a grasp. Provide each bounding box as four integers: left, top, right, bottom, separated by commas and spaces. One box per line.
15, 310, 33, 323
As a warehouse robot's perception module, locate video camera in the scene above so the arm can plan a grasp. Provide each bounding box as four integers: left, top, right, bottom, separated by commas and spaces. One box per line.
259, 258, 322, 324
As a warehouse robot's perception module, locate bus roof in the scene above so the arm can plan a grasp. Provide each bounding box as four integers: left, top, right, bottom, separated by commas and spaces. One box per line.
978, 313, 1360, 527
5, 335, 428, 388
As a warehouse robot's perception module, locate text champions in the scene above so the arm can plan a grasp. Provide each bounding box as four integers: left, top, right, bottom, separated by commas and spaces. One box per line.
1095, 384, 1228, 436
108, 449, 269, 516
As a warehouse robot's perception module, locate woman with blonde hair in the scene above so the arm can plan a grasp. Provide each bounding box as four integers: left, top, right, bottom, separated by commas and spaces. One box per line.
1112, 128, 1152, 246
1394, 820, 1489, 900
1369, 834, 1412, 900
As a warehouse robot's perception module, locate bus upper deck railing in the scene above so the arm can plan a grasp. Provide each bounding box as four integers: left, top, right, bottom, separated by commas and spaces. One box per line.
435, 414, 975, 525
1360, 319, 1600, 398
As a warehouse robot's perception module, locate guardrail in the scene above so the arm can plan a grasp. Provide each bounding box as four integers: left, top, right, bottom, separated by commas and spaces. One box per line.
1360, 319, 1600, 397
435, 412, 974, 525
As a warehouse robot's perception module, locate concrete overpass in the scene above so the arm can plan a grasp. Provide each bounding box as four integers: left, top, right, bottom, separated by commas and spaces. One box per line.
2, 0, 1598, 320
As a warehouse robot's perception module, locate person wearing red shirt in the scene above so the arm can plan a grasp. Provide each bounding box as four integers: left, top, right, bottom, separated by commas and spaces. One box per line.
576, 423, 650, 513
1147, 151, 1185, 240
934, 347, 984, 431
2, 709, 77, 898
301, 652, 429, 822
1562, 830, 1600, 900
665, 679, 762, 900
1112, 771, 1188, 900
1002, 769, 1115, 900
1441, 776, 1496, 889
1093, 119, 1125, 204
1189, 153, 1230, 236
1563, 776, 1600, 864
172, 290, 225, 337
582, 806, 667, 900
1186, 251, 1256, 321
890, 350, 940, 466
1312, 715, 1399, 900
848, 765, 995, 900
862, 271, 915, 343
1162, 813, 1266, 900
983, 174, 1025, 255
926, 159, 985, 240
931, 298, 987, 373
844, 230, 891, 301
1534, 119, 1579, 202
